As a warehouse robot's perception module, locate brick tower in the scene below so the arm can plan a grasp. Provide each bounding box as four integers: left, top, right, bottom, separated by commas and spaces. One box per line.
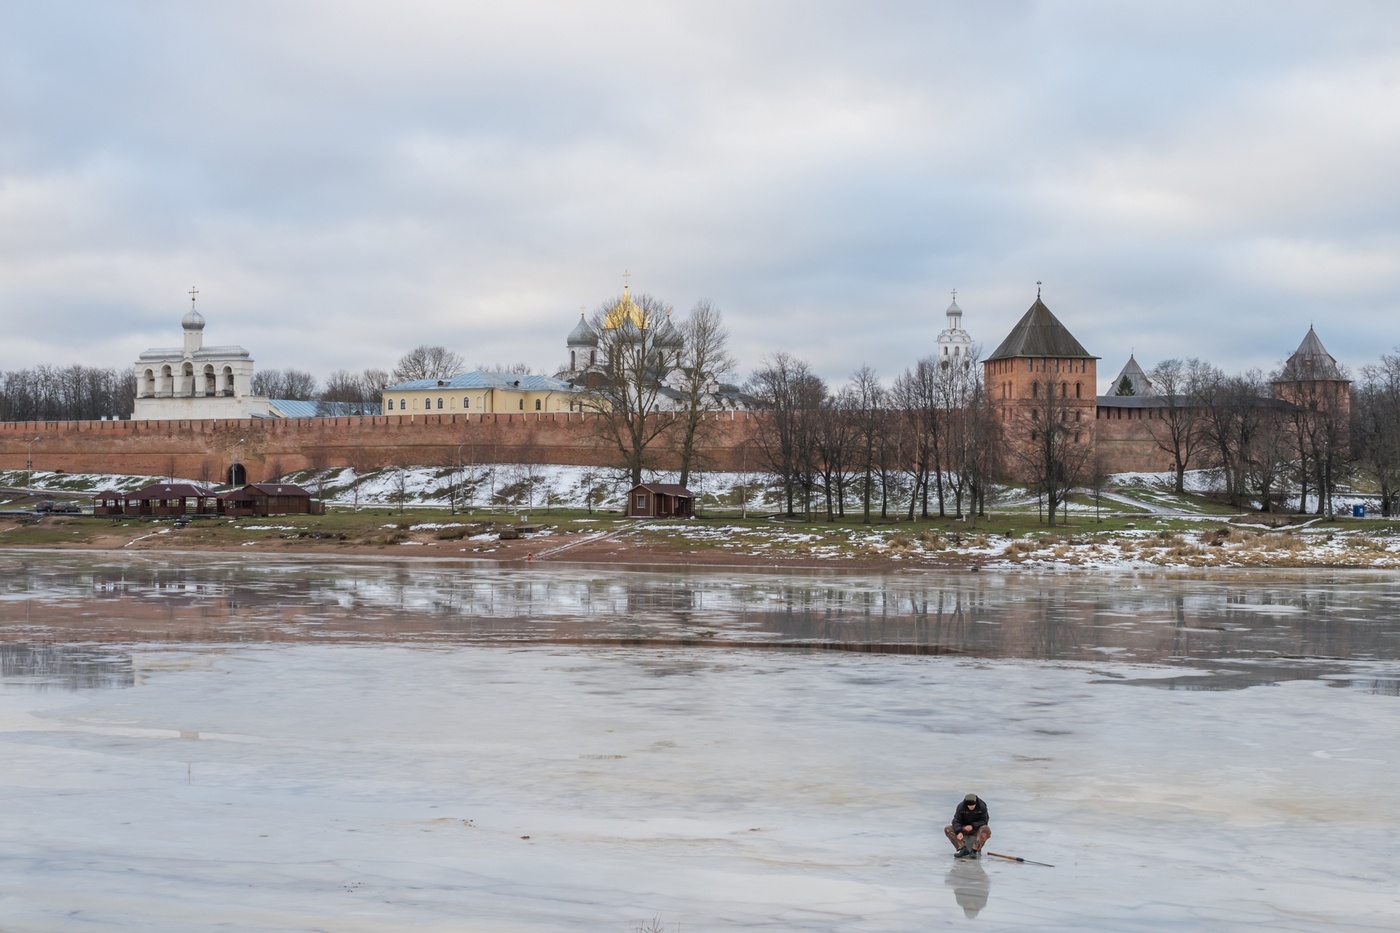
983, 294, 1099, 481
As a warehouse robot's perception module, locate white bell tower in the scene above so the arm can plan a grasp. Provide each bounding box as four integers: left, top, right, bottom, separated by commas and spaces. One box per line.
936, 290, 973, 367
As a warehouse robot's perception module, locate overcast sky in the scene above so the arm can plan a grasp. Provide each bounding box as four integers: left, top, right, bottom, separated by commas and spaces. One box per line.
3, 1, 1398, 392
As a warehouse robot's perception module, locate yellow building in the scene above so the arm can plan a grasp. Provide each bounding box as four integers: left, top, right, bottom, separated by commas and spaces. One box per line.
381, 371, 585, 415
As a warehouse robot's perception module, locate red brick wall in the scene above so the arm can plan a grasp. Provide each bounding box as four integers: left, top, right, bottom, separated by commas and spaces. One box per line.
0, 412, 764, 483
1093, 410, 1181, 474
10, 398, 1338, 484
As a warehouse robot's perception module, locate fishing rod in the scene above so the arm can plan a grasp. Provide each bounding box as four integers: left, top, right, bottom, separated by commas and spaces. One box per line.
986, 851, 1054, 867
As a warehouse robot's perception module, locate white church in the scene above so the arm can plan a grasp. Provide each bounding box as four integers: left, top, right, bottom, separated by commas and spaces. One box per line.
132, 299, 273, 420
937, 291, 974, 368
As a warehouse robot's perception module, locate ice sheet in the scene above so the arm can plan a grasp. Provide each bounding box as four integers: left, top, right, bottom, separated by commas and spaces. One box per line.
2, 644, 1398, 931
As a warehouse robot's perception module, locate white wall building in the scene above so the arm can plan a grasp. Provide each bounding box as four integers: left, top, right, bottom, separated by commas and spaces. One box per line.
132, 306, 272, 420
936, 293, 974, 367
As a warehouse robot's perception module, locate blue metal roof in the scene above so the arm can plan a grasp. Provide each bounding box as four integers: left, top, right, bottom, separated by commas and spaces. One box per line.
385, 371, 578, 392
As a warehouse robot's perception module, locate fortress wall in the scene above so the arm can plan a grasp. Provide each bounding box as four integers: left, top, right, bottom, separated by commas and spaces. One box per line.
2, 408, 1186, 486
1093, 412, 1194, 474
0, 412, 765, 483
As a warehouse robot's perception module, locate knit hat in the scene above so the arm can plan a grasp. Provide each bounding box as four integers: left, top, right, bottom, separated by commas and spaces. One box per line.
965, 793, 978, 803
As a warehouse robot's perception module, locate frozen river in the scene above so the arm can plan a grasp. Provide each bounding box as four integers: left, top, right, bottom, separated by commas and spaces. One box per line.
1, 552, 1398, 930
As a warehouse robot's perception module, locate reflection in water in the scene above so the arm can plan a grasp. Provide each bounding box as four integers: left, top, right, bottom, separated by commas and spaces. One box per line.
945, 860, 991, 918
0, 644, 134, 690
2, 553, 1400, 688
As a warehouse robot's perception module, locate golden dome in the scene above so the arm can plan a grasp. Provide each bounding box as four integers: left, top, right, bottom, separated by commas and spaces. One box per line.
602, 285, 647, 330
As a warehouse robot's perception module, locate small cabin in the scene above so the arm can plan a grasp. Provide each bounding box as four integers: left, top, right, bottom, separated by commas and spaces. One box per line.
220, 482, 322, 517
91, 490, 127, 516
122, 482, 221, 517
626, 483, 695, 519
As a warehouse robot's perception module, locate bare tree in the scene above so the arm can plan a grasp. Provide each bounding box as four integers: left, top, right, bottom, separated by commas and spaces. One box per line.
891, 361, 936, 519
958, 369, 1001, 527
846, 366, 886, 523
393, 345, 465, 382
252, 369, 318, 399
0, 365, 136, 421
1353, 352, 1400, 516
319, 368, 388, 415
937, 348, 983, 519
747, 353, 826, 518
1011, 374, 1093, 525
672, 300, 737, 488
813, 388, 853, 521
1277, 369, 1349, 515
1146, 358, 1209, 494
1198, 369, 1267, 507
475, 361, 532, 374
581, 292, 684, 487
346, 448, 379, 512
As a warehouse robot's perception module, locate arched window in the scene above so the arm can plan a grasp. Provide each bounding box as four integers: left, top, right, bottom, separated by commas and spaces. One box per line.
399, 398, 407, 410
1032, 382, 1039, 398
1075, 382, 1081, 398
589, 350, 596, 366
570, 350, 576, 369
1061, 382, 1067, 397
534, 399, 541, 410
463, 397, 470, 409
437, 397, 444, 410
387, 399, 394, 411
518, 399, 524, 410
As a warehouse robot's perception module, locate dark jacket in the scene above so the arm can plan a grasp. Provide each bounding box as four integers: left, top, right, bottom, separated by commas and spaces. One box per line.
952, 798, 989, 831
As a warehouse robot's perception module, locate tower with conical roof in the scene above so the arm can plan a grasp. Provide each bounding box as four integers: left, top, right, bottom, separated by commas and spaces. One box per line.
937, 292, 973, 368
1272, 326, 1351, 447
1108, 354, 1154, 397
983, 292, 1099, 481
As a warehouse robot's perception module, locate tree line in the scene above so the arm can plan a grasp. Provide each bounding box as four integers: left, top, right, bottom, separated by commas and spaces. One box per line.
0, 366, 136, 422
1117, 357, 1373, 516
743, 351, 1002, 523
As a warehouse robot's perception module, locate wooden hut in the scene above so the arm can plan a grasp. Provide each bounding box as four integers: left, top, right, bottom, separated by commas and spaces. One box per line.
123, 482, 221, 517
220, 483, 322, 517
91, 490, 127, 516
626, 483, 695, 519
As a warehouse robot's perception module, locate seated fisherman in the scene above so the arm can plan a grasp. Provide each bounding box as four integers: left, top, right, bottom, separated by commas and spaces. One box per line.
945, 792, 990, 858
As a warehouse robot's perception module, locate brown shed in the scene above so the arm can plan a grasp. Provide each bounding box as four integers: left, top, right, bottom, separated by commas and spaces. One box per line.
626, 483, 695, 519
91, 490, 127, 516
220, 483, 322, 517
123, 482, 221, 517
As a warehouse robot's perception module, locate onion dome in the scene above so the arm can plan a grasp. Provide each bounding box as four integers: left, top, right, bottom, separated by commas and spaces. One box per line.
603, 286, 647, 330
182, 308, 206, 330
566, 313, 598, 347
654, 312, 685, 349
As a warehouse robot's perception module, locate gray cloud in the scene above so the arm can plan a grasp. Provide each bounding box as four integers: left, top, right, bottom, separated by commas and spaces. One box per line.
2, 1, 1398, 392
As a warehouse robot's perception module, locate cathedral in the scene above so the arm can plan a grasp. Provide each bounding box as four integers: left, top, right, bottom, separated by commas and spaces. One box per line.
556, 282, 751, 410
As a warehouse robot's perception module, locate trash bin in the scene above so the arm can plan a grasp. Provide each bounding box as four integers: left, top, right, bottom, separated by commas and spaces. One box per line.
1353, 504, 1366, 518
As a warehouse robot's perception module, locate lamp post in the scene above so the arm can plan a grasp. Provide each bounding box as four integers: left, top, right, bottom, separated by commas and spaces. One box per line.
25, 436, 40, 490
454, 442, 470, 516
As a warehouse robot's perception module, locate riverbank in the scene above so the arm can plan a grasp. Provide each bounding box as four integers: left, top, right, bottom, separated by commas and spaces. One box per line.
3, 506, 1400, 570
